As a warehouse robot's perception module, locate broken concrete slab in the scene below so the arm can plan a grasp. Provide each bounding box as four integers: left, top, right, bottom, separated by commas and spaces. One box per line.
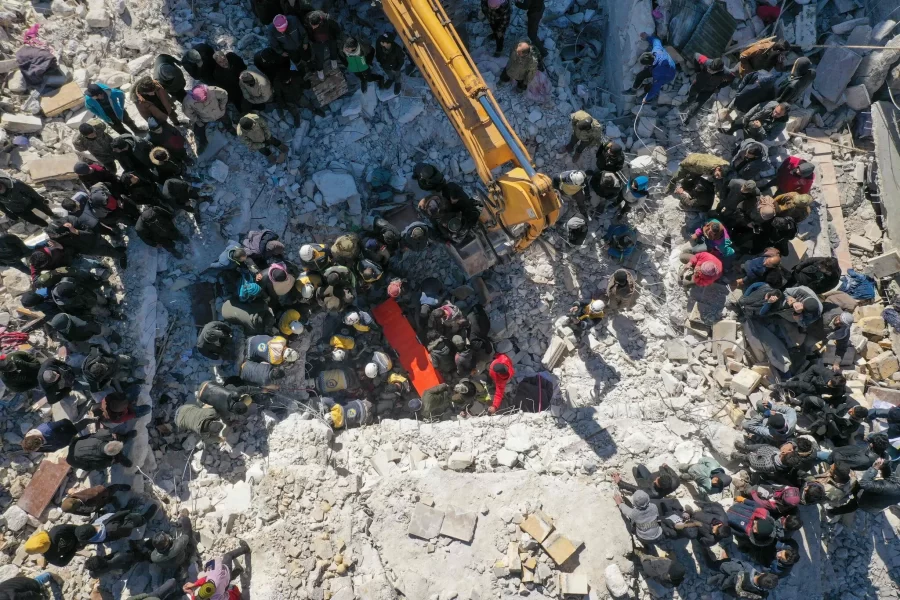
852, 35, 900, 96
665, 340, 689, 362
506, 542, 522, 572
731, 368, 762, 395
542, 335, 567, 369
832, 17, 870, 35
712, 319, 739, 358
845, 83, 872, 111
849, 234, 876, 253
408, 503, 445, 539
440, 509, 478, 542
867, 386, 900, 406
520, 511, 554, 543
39, 81, 84, 117
870, 351, 900, 380
447, 451, 474, 471
1, 113, 42, 133
794, 4, 817, 48
559, 572, 589, 595
814, 46, 862, 103
495, 448, 519, 468
869, 250, 900, 278
28, 153, 79, 183
541, 530, 581, 565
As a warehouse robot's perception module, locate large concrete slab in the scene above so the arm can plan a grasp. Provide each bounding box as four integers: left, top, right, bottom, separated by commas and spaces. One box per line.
408, 503, 444, 539
28, 153, 80, 183
439, 509, 477, 542
807, 134, 852, 271
813, 46, 862, 103
40, 82, 85, 117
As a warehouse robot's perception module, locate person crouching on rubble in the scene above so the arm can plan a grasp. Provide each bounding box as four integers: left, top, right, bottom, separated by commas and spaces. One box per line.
322, 397, 373, 429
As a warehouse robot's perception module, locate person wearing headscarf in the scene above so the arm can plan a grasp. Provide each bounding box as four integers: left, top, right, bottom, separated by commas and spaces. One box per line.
629, 33, 676, 103
690, 219, 734, 259
776, 56, 815, 104
66, 429, 134, 471
487, 353, 514, 415
131, 75, 180, 126
682, 252, 723, 288
773, 191, 812, 223
73, 119, 117, 172
771, 156, 815, 195
606, 268, 638, 311
614, 489, 663, 546
153, 53, 188, 102
683, 53, 734, 121
24, 524, 81, 566
303, 11, 342, 78
84, 82, 143, 134
182, 84, 231, 152
375, 32, 407, 93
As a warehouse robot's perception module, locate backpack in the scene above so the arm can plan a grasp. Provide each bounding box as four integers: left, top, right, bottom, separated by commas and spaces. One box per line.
421, 383, 451, 418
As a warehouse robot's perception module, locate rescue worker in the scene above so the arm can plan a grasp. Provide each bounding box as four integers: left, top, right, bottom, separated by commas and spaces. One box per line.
568, 297, 606, 328
198, 380, 254, 419
299, 243, 332, 271
0, 172, 53, 227
629, 33, 675, 103
596, 141, 626, 174
665, 153, 729, 194
197, 321, 233, 360
487, 353, 514, 415
481, 0, 511, 57
606, 269, 638, 312
589, 171, 623, 213
245, 334, 299, 365
135, 205, 185, 258
237, 114, 289, 164
206, 242, 260, 275
500, 41, 540, 91
175, 403, 226, 437
85, 82, 142, 135
562, 110, 604, 161
24, 525, 82, 567
322, 397, 373, 429
683, 54, 734, 121
777, 57, 816, 104
73, 120, 117, 172
553, 170, 591, 220
151, 510, 195, 574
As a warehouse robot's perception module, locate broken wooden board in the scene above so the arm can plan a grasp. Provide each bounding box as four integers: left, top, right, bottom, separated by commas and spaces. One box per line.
40, 82, 85, 118
17, 452, 70, 518
28, 153, 79, 183
305, 64, 348, 108
807, 133, 852, 272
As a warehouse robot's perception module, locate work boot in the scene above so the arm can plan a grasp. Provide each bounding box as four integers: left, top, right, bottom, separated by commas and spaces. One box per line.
394, 80, 401, 94
330, 60, 337, 69
317, 70, 325, 81
360, 79, 368, 93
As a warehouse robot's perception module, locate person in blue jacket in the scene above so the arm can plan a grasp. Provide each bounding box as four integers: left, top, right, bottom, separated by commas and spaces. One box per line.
628, 33, 676, 104
85, 83, 142, 135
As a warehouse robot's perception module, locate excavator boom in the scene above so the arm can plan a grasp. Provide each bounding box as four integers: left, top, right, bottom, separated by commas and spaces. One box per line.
380, 0, 561, 270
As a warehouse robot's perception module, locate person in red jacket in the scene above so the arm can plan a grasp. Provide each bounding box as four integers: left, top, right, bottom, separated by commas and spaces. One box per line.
682, 252, 722, 287
487, 353, 514, 415
772, 156, 814, 195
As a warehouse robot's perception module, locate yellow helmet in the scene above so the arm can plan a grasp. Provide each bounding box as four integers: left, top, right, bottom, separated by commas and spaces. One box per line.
197, 581, 217, 599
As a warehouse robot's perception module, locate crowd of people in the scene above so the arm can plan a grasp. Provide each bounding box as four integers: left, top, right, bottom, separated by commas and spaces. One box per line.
0, 0, 894, 595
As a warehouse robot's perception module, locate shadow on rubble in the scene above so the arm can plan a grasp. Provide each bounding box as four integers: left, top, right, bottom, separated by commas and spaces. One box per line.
846, 508, 900, 595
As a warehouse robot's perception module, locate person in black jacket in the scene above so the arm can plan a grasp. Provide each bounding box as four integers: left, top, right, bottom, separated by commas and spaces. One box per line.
595, 141, 625, 174
197, 379, 254, 419
48, 312, 120, 349
776, 57, 815, 104
828, 458, 900, 516
148, 147, 184, 182
24, 524, 82, 566
0, 351, 40, 392
21, 417, 95, 452
66, 429, 134, 471
37, 358, 78, 404
197, 321, 233, 360
75, 504, 158, 545
628, 548, 686, 588
777, 363, 845, 405
111, 135, 156, 182
304, 11, 342, 77
181, 43, 216, 83
786, 256, 841, 294
162, 178, 207, 217
0, 171, 53, 227
0, 574, 61, 600
120, 171, 164, 208
135, 206, 185, 258
153, 54, 188, 102
341, 37, 383, 93
613, 463, 681, 499
726, 101, 790, 142
151, 509, 195, 573
513, 0, 545, 56
44, 216, 125, 264
375, 33, 405, 94
671, 501, 732, 547
85, 541, 153, 576
0, 233, 31, 275
212, 49, 247, 112
254, 47, 293, 81
82, 345, 127, 392
683, 54, 734, 121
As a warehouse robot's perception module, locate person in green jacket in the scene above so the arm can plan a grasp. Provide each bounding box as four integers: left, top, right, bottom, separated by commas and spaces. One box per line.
679, 456, 733, 498
341, 37, 383, 93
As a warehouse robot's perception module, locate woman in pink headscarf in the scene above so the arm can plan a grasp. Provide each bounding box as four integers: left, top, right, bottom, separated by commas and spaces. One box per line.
481, 0, 511, 56
181, 84, 231, 152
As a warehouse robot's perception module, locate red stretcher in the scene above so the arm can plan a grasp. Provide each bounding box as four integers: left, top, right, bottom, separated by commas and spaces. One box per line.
372, 298, 443, 396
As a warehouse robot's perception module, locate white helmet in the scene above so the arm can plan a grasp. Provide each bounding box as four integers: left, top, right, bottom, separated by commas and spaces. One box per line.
343, 311, 360, 326
283, 348, 300, 363
567, 171, 586, 186
365, 363, 379, 379
590, 299, 606, 313
300, 283, 315, 299
332, 348, 347, 361
290, 321, 305, 335
299, 245, 315, 262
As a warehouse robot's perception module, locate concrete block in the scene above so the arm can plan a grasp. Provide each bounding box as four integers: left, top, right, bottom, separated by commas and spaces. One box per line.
856, 304, 886, 320
495, 449, 518, 468
507, 542, 522, 572
559, 573, 589, 595
520, 511, 554, 543
39, 82, 84, 117
731, 368, 762, 395
868, 250, 900, 278
28, 153, 80, 183
665, 340, 689, 362
0, 113, 42, 133
845, 84, 872, 111
714, 367, 733, 389
870, 352, 900, 380
542, 530, 580, 565
408, 503, 444, 539
867, 386, 900, 406
849, 234, 876, 253
447, 451, 473, 471
0, 59, 18, 74
859, 316, 887, 337
440, 509, 477, 542
814, 46, 862, 103
542, 335, 567, 369
727, 404, 745, 427
794, 4, 817, 48
712, 319, 739, 357
85, 0, 109, 27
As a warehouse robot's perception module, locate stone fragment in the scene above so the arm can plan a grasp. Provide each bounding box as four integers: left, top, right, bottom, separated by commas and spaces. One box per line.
605, 564, 628, 598
222, 481, 252, 516
847, 25, 873, 47
541, 530, 579, 565
852, 35, 900, 96
2, 267, 32, 296
208, 160, 229, 182
86, 0, 109, 27
731, 368, 762, 395
3, 505, 28, 531
849, 234, 875, 253
408, 503, 444, 539
506, 542, 522, 572
0, 59, 17, 74
440, 509, 477, 542
447, 451, 473, 471
660, 371, 682, 396
859, 316, 887, 336
665, 340, 689, 361
28, 153, 80, 183
1, 113, 42, 133
519, 512, 554, 543
814, 46, 862, 103
96, 68, 130, 88
712, 319, 739, 357
622, 430, 651, 455
40, 82, 84, 117
127, 54, 155, 75
832, 17, 870, 35
867, 386, 900, 406
495, 449, 518, 467
559, 573, 589, 595
505, 423, 533, 453
542, 336, 566, 369
311, 170, 361, 214
870, 352, 900, 380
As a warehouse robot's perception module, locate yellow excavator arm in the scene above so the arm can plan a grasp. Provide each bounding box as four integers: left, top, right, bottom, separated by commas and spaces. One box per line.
380, 0, 561, 255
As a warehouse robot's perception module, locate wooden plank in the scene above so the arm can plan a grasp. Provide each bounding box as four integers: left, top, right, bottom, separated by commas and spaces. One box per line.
305, 64, 348, 108
40, 82, 85, 118
17, 453, 70, 518
828, 205, 853, 272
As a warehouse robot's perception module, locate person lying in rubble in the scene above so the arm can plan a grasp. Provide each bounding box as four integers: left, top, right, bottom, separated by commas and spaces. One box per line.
67, 429, 135, 471
61, 483, 132, 517
743, 400, 797, 445
176, 403, 227, 438
74, 503, 158, 546
726, 498, 779, 548
151, 509, 195, 576
730, 441, 803, 487
733, 483, 802, 518
21, 416, 96, 453
0, 350, 41, 393
706, 555, 780, 599
669, 501, 732, 547
629, 33, 675, 104
86, 542, 152, 577
627, 547, 686, 588
613, 464, 681, 499
322, 397, 374, 429
677, 456, 732, 498
775, 362, 845, 404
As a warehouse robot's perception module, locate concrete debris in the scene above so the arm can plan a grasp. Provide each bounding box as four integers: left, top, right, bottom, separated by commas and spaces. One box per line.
408, 503, 445, 539
520, 512, 554, 544
439, 509, 477, 542
814, 46, 863, 103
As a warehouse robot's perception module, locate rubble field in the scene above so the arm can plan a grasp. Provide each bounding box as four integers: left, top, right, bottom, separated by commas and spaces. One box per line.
0, 0, 900, 597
